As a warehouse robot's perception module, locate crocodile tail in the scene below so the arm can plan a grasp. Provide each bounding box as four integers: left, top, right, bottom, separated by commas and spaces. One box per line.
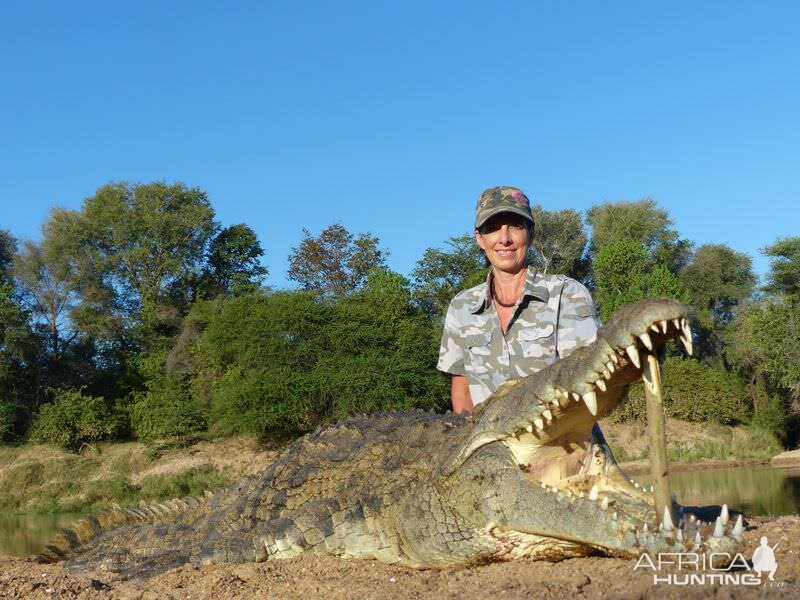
37, 495, 208, 563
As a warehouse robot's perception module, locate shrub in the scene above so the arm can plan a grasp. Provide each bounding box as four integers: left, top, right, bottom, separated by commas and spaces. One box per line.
29, 389, 123, 451
616, 357, 750, 424
196, 289, 449, 441
129, 377, 206, 444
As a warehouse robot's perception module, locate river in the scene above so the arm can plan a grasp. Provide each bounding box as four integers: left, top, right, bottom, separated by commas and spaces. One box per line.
1, 464, 799, 557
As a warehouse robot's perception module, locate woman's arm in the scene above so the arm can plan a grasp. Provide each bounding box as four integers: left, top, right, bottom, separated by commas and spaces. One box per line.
451, 375, 474, 414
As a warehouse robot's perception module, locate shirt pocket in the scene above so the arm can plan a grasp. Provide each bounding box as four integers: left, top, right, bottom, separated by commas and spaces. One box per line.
517, 324, 555, 358
461, 331, 493, 374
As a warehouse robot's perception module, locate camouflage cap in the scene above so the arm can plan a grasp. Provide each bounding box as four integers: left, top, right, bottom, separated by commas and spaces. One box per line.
475, 186, 534, 229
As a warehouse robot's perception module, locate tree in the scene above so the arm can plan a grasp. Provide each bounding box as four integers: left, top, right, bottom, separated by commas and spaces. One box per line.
528, 205, 588, 279
44, 181, 218, 341
201, 224, 268, 298
0, 231, 40, 440
412, 233, 486, 318
0, 230, 15, 280
586, 199, 692, 273
14, 239, 80, 361
593, 240, 687, 322
183, 287, 448, 440
762, 236, 800, 302
287, 224, 387, 297
680, 244, 756, 328
679, 244, 756, 358
726, 300, 800, 441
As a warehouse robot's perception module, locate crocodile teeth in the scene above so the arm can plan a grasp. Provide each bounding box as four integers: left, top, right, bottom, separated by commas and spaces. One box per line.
589, 484, 599, 500
596, 379, 607, 392
582, 391, 598, 416
677, 529, 684, 542
571, 392, 582, 402
662, 508, 674, 532
626, 344, 641, 369
694, 531, 702, 546
526, 423, 534, 433
650, 323, 660, 333
713, 517, 724, 538
680, 333, 693, 356
602, 367, 611, 379
534, 418, 545, 431
720, 504, 729, 525
639, 332, 653, 351
689, 514, 696, 522
732, 514, 744, 539
673, 318, 681, 330
659, 320, 669, 334
611, 352, 621, 365
606, 360, 615, 374
542, 409, 553, 422
601, 497, 609, 510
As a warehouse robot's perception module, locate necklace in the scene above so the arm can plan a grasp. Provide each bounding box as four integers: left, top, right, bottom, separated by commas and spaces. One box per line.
491, 279, 522, 307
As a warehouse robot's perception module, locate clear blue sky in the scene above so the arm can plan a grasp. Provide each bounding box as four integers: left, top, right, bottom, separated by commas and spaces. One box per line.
2, 1, 798, 288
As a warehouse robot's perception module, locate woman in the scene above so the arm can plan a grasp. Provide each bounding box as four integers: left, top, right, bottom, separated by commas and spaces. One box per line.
437, 186, 598, 413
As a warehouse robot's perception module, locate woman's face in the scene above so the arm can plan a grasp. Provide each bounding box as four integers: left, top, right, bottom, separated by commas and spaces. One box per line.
475, 213, 531, 274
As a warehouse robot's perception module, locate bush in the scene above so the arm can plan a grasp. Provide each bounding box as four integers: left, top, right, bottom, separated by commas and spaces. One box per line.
129, 377, 207, 444
616, 357, 750, 424
30, 389, 123, 451
195, 289, 449, 441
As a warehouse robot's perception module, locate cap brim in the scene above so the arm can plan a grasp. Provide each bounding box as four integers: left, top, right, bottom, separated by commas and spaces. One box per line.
475, 206, 535, 229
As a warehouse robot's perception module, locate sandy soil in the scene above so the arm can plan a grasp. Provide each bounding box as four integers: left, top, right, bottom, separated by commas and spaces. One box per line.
1, 515, 797, 599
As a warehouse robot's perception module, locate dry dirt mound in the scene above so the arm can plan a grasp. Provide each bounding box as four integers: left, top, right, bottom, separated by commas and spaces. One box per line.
2, 516, 797, 599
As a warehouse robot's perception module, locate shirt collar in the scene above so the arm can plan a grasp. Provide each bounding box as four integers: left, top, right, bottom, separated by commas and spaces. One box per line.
469, 265, 550, 314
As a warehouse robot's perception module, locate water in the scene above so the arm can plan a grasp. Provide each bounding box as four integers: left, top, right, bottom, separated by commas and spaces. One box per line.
0, 511, 81, 558
1, 465, 799, 557
633, 464, 800, 517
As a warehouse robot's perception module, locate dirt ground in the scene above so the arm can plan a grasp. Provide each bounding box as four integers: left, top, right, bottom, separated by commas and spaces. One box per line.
1, 515, 797, 599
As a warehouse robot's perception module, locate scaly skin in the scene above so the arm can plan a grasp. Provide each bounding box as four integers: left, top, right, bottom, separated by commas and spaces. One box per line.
40, 298, 744, 579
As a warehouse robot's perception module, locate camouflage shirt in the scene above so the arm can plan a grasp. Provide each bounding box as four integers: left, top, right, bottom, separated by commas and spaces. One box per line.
437, 266, 598, 406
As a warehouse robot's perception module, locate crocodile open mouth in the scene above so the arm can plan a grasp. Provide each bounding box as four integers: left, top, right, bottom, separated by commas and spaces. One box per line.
496, 307, 743, 552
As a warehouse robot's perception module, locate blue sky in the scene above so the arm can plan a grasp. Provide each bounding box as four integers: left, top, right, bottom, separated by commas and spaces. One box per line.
2, 1, 798, 288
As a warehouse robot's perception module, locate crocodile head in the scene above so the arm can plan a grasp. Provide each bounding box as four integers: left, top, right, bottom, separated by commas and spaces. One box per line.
437, 298, 743, 562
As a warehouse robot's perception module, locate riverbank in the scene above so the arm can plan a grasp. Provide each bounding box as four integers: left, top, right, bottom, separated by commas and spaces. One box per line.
0, 419, 790, 516
1, 515, 797, 599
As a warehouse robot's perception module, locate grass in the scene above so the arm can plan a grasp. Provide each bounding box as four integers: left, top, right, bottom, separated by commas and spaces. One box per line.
0, 443, 233, 515
607, 421, 783, 465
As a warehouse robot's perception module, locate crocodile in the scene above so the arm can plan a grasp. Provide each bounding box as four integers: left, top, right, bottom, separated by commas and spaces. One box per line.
40, 298, 744, 579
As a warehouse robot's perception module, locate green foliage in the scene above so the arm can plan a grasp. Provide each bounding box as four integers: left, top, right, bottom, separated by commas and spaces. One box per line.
287, 223, 387, 297
45, 181, 218, 340
679, 244, 756, 357
129, 376, 207, 444
202, 223, 268, 298
30, 389, 124, 451
592, 241, 688, 321
726, 300, 800, 417
193, 285, 449, 440
412, 233, 487, 318
0, 280, 39, 442
617, 357, 750, 424
586, 198, 692, 273
528, 205, 588, 278
762, 236, 800, 301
